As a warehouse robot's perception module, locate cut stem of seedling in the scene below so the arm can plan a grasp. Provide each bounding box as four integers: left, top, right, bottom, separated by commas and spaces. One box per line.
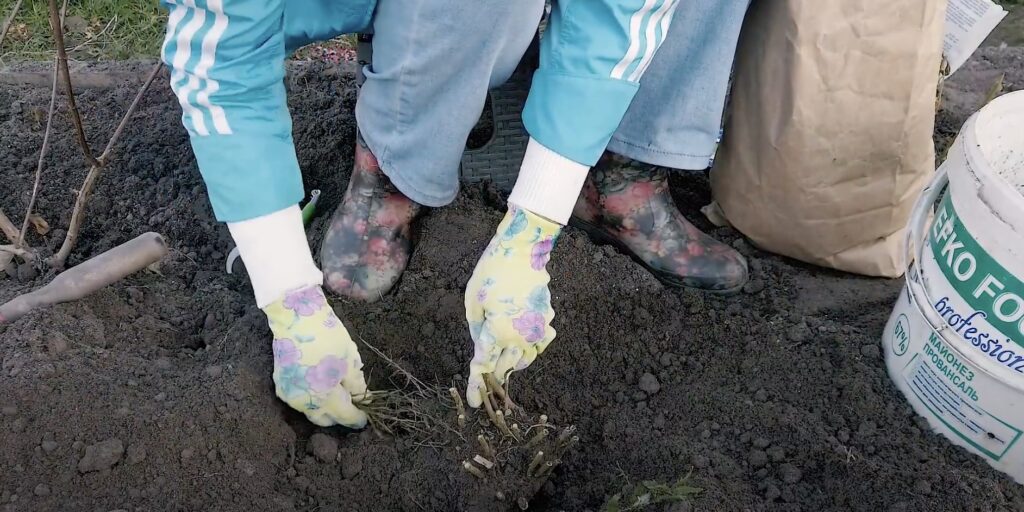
449, 387, 465, 417
538, 414, 548, 426
495, 410, 514, 438
463, 461, 485, 479
538, 460, 559, 478
510, 423, 522, 439
457, 414, 466, 429
556, 435, 579, 457
528, 451, 545, 477
484, 373, 517, 411
556, 425, 576, 446
525, 428, 548, 449
473, 455, 495, 470
481, 388, 499, 426
478, 435, 495, 460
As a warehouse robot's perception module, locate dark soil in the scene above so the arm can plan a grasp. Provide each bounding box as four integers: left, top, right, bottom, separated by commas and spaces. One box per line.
2, 55, 1024, 512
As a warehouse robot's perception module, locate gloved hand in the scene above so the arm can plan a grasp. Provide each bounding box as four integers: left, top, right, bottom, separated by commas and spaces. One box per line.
264, 285, 369, 428
464, 205, 562, 408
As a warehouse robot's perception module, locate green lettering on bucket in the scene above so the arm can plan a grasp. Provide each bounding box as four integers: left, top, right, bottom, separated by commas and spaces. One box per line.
931, 194, 1024, 347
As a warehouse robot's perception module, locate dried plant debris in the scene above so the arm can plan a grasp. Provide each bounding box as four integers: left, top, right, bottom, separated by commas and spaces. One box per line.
602, 476, 703, 512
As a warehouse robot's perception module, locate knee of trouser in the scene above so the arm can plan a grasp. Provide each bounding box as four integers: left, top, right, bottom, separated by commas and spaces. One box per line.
487, 2, 544, 88
283, 0, 375, 53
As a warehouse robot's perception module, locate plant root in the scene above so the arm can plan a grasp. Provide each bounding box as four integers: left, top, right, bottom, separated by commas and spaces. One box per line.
354, 340, 462, 443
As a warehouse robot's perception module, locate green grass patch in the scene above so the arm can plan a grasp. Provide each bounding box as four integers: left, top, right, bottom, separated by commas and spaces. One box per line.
0, 0, 165, 61
0, 0, 356, 62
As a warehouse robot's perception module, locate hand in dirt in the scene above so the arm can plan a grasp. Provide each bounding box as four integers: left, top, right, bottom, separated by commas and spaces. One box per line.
464, 205, 561, 408
264, 285, 369, 428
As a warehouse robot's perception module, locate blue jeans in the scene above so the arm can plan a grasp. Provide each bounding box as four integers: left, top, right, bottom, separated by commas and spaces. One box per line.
356, 0, 545, 207
308, 0, 748, 206
608, 0, 750, 171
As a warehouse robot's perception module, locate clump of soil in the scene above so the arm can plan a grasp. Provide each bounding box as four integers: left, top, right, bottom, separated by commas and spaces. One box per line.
3, 59, 1024, 512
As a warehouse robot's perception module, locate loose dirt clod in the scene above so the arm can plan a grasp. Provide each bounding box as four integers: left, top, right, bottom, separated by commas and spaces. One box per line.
308, 433, 338, 463
77, 439, 124, 473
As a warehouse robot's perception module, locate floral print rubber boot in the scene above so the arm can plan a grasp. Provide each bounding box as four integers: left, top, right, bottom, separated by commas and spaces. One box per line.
321, 137, 422, 302
572, 152, 748, 294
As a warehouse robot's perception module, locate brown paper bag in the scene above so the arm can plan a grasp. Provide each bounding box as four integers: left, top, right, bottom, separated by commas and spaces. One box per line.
710, 0, 946, 277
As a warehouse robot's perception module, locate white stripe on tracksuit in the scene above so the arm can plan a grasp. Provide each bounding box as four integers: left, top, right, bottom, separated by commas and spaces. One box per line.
610, 0, 679, 82
163, 0, 232, 136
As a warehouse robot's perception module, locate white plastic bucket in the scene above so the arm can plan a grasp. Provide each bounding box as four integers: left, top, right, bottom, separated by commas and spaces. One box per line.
882, 90, 1024, 482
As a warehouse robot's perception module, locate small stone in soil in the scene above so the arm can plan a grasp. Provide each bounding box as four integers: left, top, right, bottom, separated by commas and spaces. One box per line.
778, 463, 802, 484
41, 440, 58, 453
749, 450, 768, 468
767, 446, 785, 462
913, 479, 932, 495
753, 437, 771, 449
341, 457, 363, 479
308, 433, 338, 463
77, 439, 124, 473
181, 448, 195, 460
860, 344, 880, 358
638, 373, 661, 395
126, 444, 146, 465
743, 279, 766, 294
787, 322, 811, 343
47, 334, 69, 355
33, 484, 49, 497
205, 366, 223, 378
691, 455, 710, 469
17, 263, 38, 281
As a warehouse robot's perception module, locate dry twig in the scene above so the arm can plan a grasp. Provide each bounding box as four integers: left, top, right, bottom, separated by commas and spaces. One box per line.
17, 55, 60, 249
48, 62, 162, 268
0, 209, 20, 244
48, 0, 98, 168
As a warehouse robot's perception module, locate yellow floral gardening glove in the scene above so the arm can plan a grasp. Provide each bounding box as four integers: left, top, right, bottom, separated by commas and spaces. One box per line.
464, 205, 562, 408
264, 285, 368, 428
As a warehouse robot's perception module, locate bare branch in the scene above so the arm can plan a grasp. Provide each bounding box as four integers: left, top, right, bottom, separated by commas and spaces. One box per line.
17, 55, 59, 249
48, 63, 162, 269
0, 0, 24, 52
99, 62, 162, 163
0, 209, 20, 244
48, 0, 99, 168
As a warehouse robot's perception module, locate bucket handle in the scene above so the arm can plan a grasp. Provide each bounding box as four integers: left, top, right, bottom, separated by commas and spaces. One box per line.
903, 163, 1024, 390
904, 166, 951, 339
